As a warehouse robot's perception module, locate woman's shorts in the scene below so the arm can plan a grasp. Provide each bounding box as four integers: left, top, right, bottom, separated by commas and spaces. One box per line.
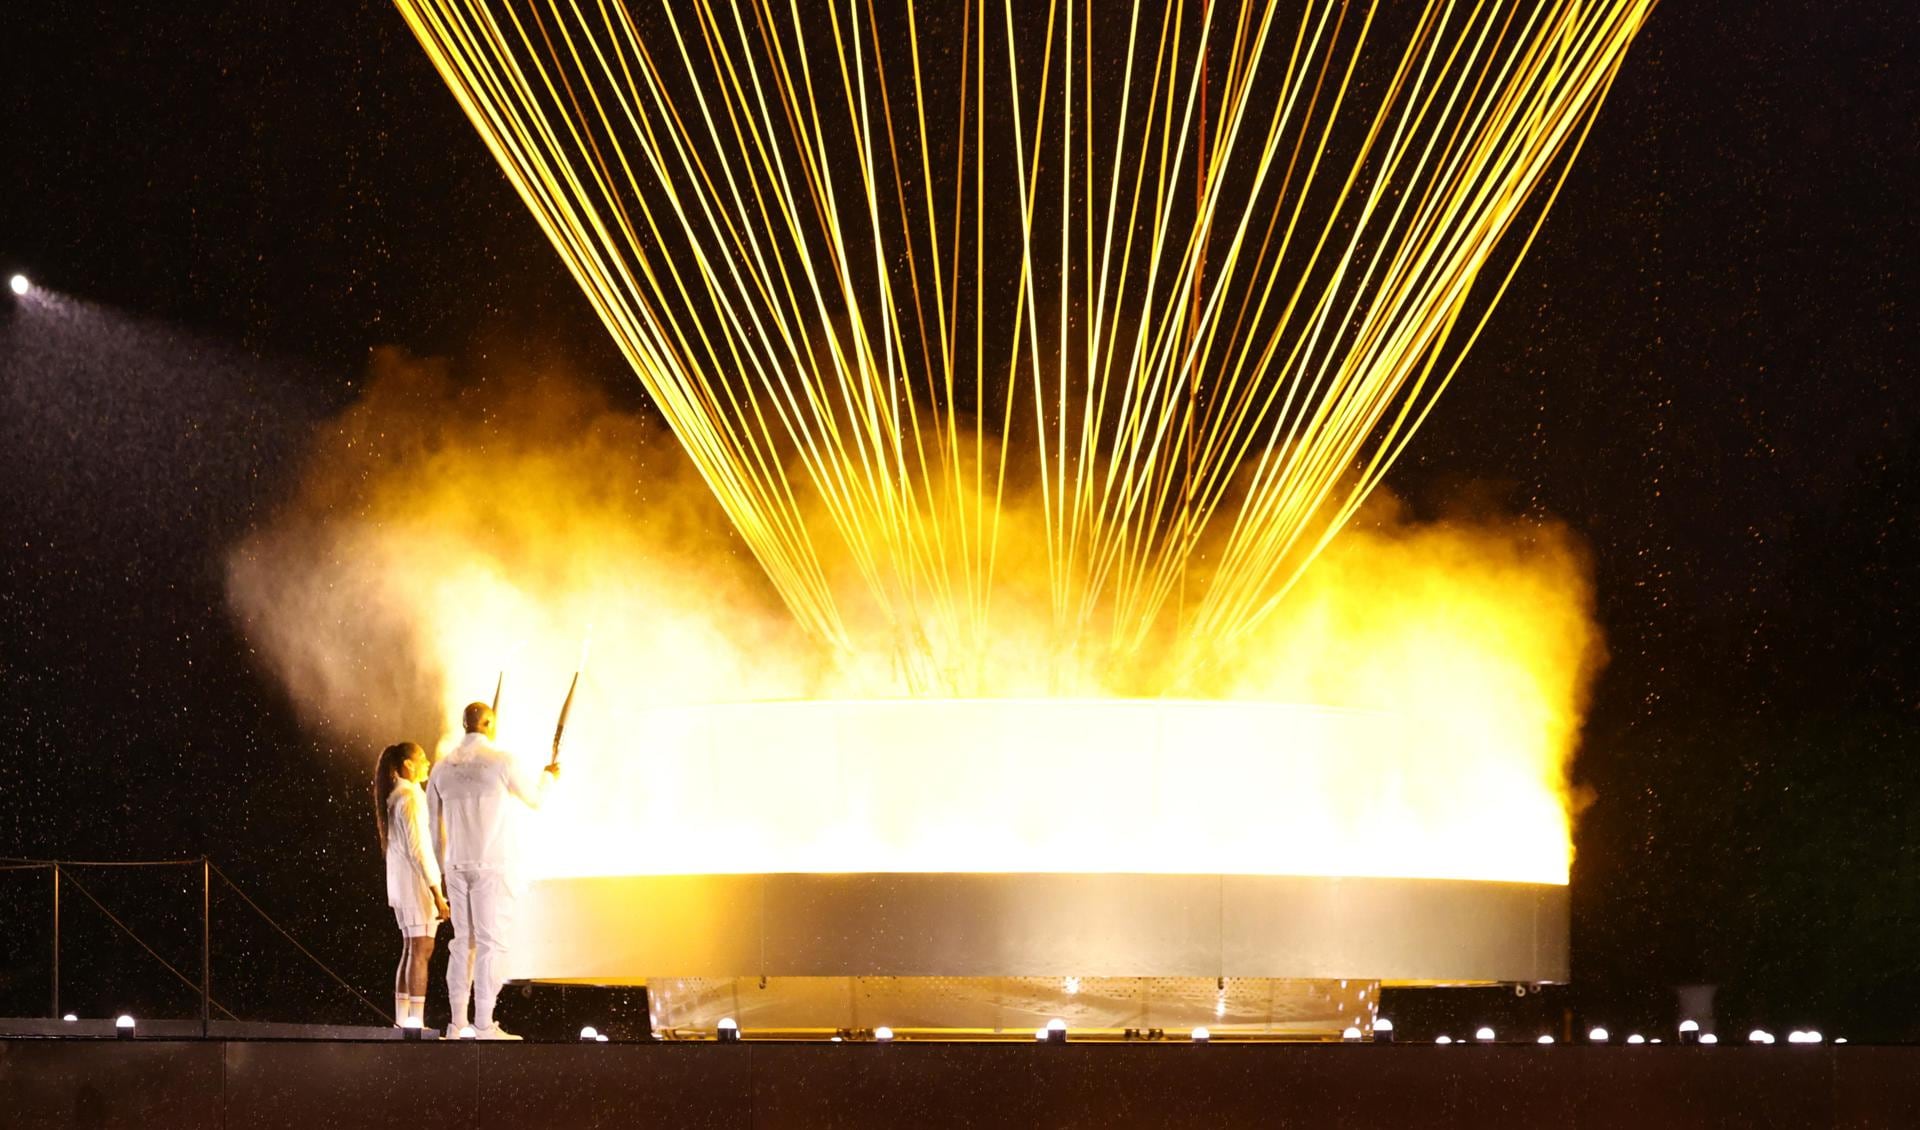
395, 907, 440, 939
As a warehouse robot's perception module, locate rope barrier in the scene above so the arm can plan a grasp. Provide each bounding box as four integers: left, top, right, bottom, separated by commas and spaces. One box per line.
0, 856, 204, 868
210, 862, 391, 1023
4, 853, 389, 1026
58, 868, 241, 1022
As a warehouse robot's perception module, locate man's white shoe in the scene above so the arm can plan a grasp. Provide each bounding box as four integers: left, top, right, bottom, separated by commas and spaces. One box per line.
475, 1024, 523, 1041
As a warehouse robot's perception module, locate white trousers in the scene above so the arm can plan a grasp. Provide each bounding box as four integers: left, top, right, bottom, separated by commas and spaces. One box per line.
445, 868, 517, 1030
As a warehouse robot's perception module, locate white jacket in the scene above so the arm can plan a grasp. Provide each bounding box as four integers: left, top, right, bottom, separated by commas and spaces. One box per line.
384, 779, 441, 917
426, 732, 550, 882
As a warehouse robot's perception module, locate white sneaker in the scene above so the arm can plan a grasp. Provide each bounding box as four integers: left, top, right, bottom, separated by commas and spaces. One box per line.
475, 1024, 523, 1041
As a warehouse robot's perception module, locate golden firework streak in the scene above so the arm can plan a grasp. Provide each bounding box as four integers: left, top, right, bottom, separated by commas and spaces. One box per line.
392, 0, 1653, 686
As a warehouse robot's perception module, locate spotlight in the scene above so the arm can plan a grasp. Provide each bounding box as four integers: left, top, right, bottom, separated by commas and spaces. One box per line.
1626, 1034, 1645, 1045
1045, 1018, 1068, 1045
1787, 1030, 1823, 1045
1373, 1017, 1395, 1044
1034, 1027, 1049, 1041
1748, 1029, 1775, 1045
1537, 1035, 1555, 1044
115, 1015, 136, 1039
1190, 1027, 1210, 1044
717, 1017, 741, 1043
401, 1016, 425, 1041
1679, 1018, 1700, 1046
1699, 1034, 1718, 1045
580, 1026, 599, 1041
874, 1026, 894, 1043
62, 1013, 78, 1023
1342, 1027, 1363, 1042
1474, 1026, 1496, 1043
8, 274, 27, 296
596, 1034, 609, 1043
1835, 1038, 1848, 1045
1587, 1027, 1610, 1044
1435, 1035, 1454, 1044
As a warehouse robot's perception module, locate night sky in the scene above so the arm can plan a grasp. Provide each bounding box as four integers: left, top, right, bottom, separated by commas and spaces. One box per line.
3, 2, 1915, 1040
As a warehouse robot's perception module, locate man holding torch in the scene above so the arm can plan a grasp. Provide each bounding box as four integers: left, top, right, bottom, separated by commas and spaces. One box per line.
427, 700, 557, 1039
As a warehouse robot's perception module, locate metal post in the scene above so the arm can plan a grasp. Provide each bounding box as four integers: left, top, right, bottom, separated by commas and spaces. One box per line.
201, 856, 211, 1037
51, 863, 60, 1020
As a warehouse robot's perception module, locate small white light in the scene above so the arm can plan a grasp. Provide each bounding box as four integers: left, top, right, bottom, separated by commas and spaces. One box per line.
1699, 1033, 1718, 1045
1474, 1026, 1496, 1042
115, 1014, 136, 1030
1035, 1027, 1049, 1041
1342, 1026, 1363, 1041
831, 1036, 843, 1042
62, 1013, 78, 1022
595, 1034, 609, 1043
1748, 1029, 1775, 1045
1047, 1018, 1067, 1032
1801, 1030, 1824, 1044
1373, 1018, 1393, 1032
8, 275, 28, 296
1588, 1027, 1610, 1043
1626, 1034, 1645, 1045
1679, 1019, 1699, 1033
579, 1026, 599, 1040
458, 1025, 477, 1040
1537, 1035, 1555, 1044
874, 1026, 894, 1042
1191, 1026, 1210, 1043
1651, 1039, 1664, 1045
1786, 1030, 1808, 1044
1435, 1035, 1453, 1045
1835, 1037, 1848, 1045
718, 1018, 738, 1031
401, 1016, 423, 1030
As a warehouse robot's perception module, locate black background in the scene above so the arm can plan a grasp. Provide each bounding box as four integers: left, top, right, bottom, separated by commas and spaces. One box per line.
2, 2, 1914, 1041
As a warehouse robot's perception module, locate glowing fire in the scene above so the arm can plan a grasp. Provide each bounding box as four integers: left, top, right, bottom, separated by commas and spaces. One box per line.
228, 357, 1598, 887
518, 698, 1570, 884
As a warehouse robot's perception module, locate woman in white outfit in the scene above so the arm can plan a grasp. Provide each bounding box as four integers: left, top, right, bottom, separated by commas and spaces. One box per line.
374, 741, 451, 1028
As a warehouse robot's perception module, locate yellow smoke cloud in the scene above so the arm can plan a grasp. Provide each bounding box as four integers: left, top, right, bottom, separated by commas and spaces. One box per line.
227, 350, 1601, 882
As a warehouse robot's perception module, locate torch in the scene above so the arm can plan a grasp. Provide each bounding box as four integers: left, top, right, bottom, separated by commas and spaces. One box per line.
549, 627, 591, 769
491, 670, 504, 713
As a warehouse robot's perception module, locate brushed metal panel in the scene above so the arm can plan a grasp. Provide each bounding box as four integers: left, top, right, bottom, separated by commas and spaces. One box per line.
514, 872, 1565, 985
509, 873, 766, 981
1220, 875, 1568, 982
758, 873, 1222, 977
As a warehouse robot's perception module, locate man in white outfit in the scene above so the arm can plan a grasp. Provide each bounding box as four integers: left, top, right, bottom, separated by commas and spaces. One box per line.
427, 701, 557, 1040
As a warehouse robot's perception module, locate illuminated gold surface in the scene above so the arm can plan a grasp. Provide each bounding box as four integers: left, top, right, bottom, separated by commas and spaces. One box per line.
645, 975, 1380, 1041
509, 872, 1567, 984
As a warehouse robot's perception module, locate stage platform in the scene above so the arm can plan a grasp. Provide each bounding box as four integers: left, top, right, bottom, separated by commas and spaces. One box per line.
3, 1034, 1917, 1128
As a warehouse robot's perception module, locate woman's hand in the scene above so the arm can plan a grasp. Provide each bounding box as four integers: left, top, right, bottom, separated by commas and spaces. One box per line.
434, 890, 452, 920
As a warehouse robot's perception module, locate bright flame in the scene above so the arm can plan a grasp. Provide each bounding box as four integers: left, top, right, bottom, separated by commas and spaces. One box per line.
228, 355, 1600, 885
